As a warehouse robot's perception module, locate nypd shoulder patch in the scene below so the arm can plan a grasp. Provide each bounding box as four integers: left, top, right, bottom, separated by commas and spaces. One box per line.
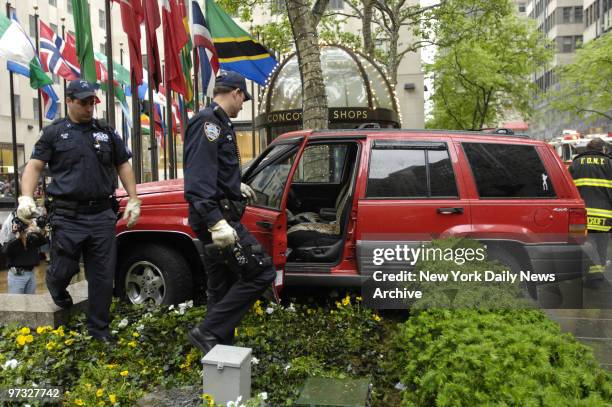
204, 122, 221, 142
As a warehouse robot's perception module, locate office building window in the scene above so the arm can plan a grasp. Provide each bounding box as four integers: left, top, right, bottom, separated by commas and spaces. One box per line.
328, 0, 344, 10
50, 23, 58, 33
13, 95, 21, 118
270, 0, 284, 14
518, 3, 526, 12
574, 6, 583, 23
33, 97, 39, 121
49, 0, 57, 6
562, 7, 572, 23
99, 9, 105, 29
67, 0, 72, 14
29, 15, 36, 38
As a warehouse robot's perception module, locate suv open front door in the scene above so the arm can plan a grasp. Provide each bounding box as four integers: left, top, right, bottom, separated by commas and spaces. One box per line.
241, 137, 308, 296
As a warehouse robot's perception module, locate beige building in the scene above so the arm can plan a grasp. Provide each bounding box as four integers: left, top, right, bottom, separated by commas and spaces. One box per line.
527, 0, 611, 139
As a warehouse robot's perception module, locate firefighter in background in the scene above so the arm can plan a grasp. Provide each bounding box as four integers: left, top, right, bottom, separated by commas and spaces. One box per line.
569, 138, 612, 285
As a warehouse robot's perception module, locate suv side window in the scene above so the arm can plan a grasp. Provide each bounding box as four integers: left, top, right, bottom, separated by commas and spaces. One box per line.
366, 142, 458, 198
292, 144, 348, 183
462, 142, 556, 198
247, 145, 298, 210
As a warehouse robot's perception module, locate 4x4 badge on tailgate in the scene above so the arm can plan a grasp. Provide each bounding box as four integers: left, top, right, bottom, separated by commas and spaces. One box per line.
553, 208, 568, 212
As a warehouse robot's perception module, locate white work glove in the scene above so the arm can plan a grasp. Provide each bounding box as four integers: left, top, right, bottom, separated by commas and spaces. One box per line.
208, 219, 238, 248
16, 196, 37, 224
122, 197, 141, 228
240, 183, 256, 204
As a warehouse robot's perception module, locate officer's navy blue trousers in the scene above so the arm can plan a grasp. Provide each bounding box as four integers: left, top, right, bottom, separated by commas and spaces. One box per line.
47, 209, 117, 338
195, 221, 276, 343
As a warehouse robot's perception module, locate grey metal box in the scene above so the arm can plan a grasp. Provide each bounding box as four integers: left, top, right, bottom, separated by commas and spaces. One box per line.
202, 345, 252, 404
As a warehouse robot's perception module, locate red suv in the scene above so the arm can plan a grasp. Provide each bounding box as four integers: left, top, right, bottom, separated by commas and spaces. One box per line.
114, 129, 587, 305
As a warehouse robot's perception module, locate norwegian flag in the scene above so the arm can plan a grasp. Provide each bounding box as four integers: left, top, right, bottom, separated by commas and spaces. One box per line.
63, 32, 81, 75
38, 20, 79, 80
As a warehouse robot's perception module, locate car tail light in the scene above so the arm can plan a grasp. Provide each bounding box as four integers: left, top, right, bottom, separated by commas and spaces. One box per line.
569, 208, 587, 241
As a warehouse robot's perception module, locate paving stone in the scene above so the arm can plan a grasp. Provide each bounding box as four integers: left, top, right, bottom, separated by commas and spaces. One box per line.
136, 385, 201, 407
0, 280, 88, 327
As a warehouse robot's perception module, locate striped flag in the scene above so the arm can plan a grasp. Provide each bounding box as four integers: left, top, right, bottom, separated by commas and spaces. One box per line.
192, 0, 218, 97
39, 20, 79, 80
205, 0, 277, 85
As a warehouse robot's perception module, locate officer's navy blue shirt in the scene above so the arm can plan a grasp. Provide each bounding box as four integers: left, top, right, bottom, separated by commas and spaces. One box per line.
184, 102, 242, 229
31, 117, 132, 200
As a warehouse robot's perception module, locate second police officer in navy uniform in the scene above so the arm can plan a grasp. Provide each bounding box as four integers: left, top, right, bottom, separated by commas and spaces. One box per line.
184, 71, 276, 354
17, 80, 141, 343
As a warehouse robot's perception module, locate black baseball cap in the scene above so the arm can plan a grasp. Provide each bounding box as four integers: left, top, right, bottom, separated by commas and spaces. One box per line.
66, 80, 100, 102
216, 70, 252, 101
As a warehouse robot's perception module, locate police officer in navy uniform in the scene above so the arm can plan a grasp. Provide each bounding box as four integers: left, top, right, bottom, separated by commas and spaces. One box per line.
184, 71, 276, 353
17, 80, 141, 342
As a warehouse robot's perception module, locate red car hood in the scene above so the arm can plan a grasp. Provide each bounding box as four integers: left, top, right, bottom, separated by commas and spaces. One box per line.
116, 179, 184, 198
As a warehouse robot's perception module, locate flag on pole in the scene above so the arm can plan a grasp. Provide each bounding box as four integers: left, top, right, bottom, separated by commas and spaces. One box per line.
192, 0, 218, 97
0, 13, 59, 119
116, 0, 145, 85
178, 0, 193, 104
63, 32, 80, 74
143, 0, 162, 89
39, 20, 79, 80
162, 0, 188, 95
205, 0, 277, 85
71, 0, 97, 82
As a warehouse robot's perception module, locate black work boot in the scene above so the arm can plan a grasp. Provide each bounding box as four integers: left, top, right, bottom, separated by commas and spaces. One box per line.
187, 327, 219, 354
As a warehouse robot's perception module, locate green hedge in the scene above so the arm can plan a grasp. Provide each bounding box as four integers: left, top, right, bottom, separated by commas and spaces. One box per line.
391, 309, 612, 406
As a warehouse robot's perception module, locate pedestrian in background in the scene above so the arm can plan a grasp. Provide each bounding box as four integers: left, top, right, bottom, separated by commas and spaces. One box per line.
569, 137, 612, 285
17, 80, 141, 343
0, 212, 47, 294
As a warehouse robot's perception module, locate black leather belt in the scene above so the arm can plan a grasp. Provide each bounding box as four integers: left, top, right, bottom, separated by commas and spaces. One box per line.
52, 197, 111, 215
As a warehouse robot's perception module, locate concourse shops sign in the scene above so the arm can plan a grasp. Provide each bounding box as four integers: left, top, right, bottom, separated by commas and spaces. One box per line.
255, 107, 399, 127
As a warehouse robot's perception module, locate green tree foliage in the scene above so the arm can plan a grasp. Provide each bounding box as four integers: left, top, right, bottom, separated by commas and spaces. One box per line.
551, 31, 612, 121
425, 0, 552, 130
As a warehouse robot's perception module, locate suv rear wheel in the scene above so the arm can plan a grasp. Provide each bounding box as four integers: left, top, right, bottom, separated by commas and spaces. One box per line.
116, 244, 193, 305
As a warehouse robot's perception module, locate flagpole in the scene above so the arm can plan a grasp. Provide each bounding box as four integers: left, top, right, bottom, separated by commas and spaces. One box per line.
104, 0, 116, 128
120, 42, 126, 144
166, 87, 175, 179
145, 9, 159, 182
251, 80, 255, 158
6, 2, 18, 204
131, 71, 142, 183
33, 7, 43, 130
61, 18, 67, 117
161, 60, 167, 180
193, 48, 199, 112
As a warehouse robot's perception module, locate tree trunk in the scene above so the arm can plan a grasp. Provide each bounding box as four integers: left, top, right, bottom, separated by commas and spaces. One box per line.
362, 0, 375, 56
388, 31, 399, 87
286, 0, 328, 130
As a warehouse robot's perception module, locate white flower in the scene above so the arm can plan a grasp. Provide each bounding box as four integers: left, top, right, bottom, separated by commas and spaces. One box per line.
3, 359, 18, 370
117, 318, 128, 329
179, 308, 186, 315
251, 357, 260, 365
394, 381, 407, 391
168, 304, 175, 310
111, 330, 118, 335
136, 324, 145, 332
259, 392, 268, 401
265, 307, 274, 315
284, 363, 291, 372
186, 300, 194, 308
143, 312, 153, 319
287, 303, 296, 312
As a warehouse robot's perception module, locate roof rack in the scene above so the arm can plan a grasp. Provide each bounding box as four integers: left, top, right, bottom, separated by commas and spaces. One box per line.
311, 128, 531, 138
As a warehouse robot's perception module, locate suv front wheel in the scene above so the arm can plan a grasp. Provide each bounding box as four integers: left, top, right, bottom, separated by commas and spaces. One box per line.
115, 244, 193, 305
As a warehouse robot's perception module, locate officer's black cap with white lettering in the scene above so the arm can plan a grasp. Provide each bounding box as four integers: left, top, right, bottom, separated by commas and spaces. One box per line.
66, 80, 100, 101
216, 70, 252, 101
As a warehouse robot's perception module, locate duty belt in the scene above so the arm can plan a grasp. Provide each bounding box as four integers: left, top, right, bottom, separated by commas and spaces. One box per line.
9, 266, 33, 275
51, 197, 111, 215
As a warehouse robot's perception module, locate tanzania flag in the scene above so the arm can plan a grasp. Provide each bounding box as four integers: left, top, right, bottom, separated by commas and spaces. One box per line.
178, 0, 193, 104
205, 0, 277, 85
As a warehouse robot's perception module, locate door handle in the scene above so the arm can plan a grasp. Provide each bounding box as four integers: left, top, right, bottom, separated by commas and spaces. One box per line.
256, 221, 273, 230
437, 207, 464, 215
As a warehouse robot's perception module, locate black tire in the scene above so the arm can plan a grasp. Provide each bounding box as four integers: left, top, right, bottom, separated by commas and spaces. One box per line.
116, 243, 193, 305
487, 246, 537, 299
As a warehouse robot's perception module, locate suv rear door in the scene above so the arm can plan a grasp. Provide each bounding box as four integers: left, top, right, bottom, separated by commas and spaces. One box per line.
241, 137, 307, 292
355, 138, 472, 270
